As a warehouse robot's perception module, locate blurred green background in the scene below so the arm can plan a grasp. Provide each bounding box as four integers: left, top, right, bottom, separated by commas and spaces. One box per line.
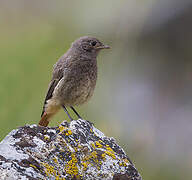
1, 0, 192, 179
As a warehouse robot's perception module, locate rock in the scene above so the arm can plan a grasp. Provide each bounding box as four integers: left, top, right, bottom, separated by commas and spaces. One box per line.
0, 119, 142, 180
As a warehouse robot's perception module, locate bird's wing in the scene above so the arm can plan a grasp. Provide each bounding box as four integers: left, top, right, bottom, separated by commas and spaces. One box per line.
41, 66, 63, 117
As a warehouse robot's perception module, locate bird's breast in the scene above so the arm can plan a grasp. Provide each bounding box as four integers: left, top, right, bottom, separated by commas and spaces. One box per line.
55, 61, 97, 106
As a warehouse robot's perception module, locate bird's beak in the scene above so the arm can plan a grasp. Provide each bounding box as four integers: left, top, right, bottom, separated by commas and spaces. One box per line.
96, 44, 110, 50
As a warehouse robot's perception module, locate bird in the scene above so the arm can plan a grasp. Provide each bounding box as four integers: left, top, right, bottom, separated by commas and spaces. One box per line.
39, 36, 110, 127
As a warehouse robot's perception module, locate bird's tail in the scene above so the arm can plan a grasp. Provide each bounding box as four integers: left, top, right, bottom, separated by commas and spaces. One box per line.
39, 98, 61, 127
39, 112, 52, 127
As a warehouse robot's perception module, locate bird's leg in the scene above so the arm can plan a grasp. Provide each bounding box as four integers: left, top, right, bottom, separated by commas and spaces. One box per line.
62, 105, 73, 121
70, 106, 82, 119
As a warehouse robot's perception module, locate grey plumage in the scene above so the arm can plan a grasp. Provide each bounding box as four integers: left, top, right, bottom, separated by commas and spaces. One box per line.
39, 36, 110, 126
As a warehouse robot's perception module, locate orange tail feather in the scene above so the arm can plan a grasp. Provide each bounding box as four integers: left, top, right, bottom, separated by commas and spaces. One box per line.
39, 113, 52, 127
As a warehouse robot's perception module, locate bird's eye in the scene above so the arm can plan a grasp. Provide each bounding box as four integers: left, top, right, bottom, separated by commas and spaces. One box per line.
91, 41, 97, 46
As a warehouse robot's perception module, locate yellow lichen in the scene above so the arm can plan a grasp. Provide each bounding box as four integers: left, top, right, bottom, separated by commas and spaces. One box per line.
106, 147, 114, 152
101, 153, 106, 160
55, 176, 60, 180
53, 157, 58, 164
68, 130, 72, 135
121, 161, 128, 167
82, 150, 99, 164
105, 151, 116, 159
91, 151, 97, 159
44, 135, 50, 141
119, 162, 123, 166
95, 141, 103, 148
78, 144, 82, 149
81, 162, 88, 171
91, 143, 96, 149
30, 164, 37, 169
58, 126, 66, 132
65, 153, 79, 178
104, 146, 116, 159
123, 158, 129, 163
41, 162, 60, 177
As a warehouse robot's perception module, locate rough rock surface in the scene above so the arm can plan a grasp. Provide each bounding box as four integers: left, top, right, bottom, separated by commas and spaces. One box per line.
0, 119, 142, 180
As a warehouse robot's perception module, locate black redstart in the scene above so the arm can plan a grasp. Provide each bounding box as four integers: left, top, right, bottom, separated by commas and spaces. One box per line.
39, 36, 110, 127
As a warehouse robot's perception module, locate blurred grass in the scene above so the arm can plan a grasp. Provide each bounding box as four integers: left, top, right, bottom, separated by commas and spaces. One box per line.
0, 23, 75, 139
0, 2, 192, 179
0, 23, 191, 179
0, 20, 115, 139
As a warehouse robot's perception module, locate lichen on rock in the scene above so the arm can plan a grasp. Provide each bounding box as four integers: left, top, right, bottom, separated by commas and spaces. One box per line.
0, 119, 142, 180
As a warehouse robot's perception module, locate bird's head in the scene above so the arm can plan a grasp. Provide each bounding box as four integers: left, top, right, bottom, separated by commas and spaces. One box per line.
71, 36, 110, 57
